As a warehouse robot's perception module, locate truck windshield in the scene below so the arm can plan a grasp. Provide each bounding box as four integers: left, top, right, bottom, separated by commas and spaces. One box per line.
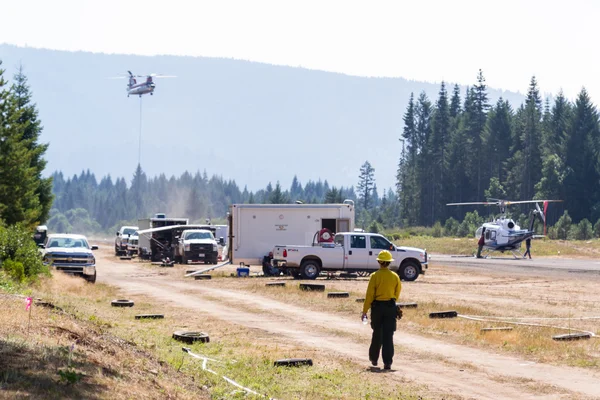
123, 228, 138, 235
185, 232, 214, 240
47, 237, 89, 249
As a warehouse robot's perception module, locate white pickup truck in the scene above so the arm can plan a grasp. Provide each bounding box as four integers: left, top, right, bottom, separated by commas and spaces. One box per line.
272, 232, 428, 281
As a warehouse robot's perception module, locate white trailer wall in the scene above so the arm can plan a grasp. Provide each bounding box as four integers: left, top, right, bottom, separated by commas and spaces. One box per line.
230, 203, 354, 265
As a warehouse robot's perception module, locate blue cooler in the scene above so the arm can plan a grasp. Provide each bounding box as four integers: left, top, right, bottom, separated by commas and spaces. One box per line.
236, 267, 250, 277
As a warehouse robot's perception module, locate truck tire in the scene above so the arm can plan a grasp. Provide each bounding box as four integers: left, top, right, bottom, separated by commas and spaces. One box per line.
114, 245, 120, 256
182, 254, 188, 264
172, 331, 210, 344
399, 261, 419, 281
273, 358, 313, 367
85, 271, 97, 284
300, 260, 320, 280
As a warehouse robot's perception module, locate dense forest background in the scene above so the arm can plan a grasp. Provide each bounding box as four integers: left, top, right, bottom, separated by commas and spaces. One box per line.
30, 70, 600, 240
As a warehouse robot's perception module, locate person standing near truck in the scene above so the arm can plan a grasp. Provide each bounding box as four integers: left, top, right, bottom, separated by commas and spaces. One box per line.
361, 250, 401, 370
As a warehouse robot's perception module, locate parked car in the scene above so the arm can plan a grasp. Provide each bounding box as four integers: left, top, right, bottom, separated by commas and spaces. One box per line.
42, 234, 98, 283
115, 226, 138, 256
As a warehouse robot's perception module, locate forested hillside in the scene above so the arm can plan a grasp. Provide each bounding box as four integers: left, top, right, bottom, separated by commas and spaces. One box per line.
0, 45, 524, 191
396, 71, 597, 228
48, 71, 600, 239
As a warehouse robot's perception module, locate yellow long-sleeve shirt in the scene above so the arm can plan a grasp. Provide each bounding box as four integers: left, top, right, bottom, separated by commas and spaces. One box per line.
362, 268, 401, 314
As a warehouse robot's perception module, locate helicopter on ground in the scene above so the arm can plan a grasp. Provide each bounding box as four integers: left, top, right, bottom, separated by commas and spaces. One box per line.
110, 71, 176, 97
447, 199, 562, 258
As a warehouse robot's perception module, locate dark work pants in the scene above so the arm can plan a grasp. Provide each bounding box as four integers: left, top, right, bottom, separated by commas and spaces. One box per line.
369, 301, 397, 366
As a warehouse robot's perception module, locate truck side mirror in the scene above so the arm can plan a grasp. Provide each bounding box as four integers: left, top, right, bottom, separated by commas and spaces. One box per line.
219, 237, 225, 245
91, 245, 99, 251
116, 232, 120, 236
38, 243, 45, 249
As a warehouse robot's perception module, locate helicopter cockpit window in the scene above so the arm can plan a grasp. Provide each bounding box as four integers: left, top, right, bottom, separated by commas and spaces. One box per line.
490, 231, 496, 240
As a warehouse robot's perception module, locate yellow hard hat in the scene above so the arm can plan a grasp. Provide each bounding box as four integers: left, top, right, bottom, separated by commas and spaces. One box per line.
376, 250, 394, 262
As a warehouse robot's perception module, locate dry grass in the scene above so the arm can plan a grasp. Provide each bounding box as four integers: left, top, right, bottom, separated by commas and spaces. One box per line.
0, 272, 427, 400
0, 274, 208, 400
205, 269, 600, 370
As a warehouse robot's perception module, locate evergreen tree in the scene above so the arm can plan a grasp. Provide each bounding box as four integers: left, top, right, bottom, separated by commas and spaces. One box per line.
357, 161, 375, 211
269, 182, 289, 204
415, 92, 432, 225
0, 61, 47, 226
12, 65, 53, 223
483, 98, 513, 184
429, 82, 450, 224
563, 88, 600, 221
398, 93, 418, 226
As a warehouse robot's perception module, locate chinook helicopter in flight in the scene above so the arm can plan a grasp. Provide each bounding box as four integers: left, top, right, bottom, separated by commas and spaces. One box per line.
110, 71, 176, 97
447, 199, 562, 258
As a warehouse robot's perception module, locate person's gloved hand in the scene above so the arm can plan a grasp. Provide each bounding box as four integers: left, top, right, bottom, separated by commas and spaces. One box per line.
396, 306, 403, 320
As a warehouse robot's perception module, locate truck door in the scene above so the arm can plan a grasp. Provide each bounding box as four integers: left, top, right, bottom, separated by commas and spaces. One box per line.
368, 235, 395, 269
345, 234, 370, 270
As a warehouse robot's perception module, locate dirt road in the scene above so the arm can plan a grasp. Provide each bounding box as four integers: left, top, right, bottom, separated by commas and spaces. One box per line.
96, 247, 600, 399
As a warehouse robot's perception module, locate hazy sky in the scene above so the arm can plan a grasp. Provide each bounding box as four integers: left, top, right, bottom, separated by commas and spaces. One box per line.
3, 0, 600, 102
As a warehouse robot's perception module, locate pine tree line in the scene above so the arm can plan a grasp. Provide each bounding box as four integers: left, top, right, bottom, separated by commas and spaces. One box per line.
396, 71, 600, 227
49, 167, 358, 234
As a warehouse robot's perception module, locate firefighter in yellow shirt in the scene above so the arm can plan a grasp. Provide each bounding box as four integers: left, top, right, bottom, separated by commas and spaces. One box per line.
361, 250, 401, 370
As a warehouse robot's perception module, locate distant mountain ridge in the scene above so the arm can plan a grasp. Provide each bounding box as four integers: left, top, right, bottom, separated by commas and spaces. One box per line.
0, 44, 525, 191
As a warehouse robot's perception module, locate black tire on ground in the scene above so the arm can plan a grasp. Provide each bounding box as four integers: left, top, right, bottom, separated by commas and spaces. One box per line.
397, 302, 418, 308
111, 299, 134, 307
327, 292, 349, 298
273, 358, 313, 367
135, 314, 165, 320
481, 327, 513, 332
120, 256, 132, 260
85, 272, 97, 284
552, 332, 592, 341
266, 282, 286, 287
299, 260, 320, 280
399, 261, 419, 281
299, 283, 325, 292
172, 331, 210, 344
339, 272, 358, 279
429, 310, 458, 319
194, 274, 212, 280
355, 298, 365, 303
34, 301, 63, 311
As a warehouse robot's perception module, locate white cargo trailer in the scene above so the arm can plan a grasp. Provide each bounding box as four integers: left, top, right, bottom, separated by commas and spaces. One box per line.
227, 201, 355, 266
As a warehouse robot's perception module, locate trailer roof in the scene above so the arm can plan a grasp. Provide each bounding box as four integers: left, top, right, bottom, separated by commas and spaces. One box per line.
137, 224, 216, 235
231, 204, 352, 209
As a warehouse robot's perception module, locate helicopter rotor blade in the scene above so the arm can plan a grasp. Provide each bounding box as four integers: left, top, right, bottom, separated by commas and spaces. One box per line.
446, 202, 496, 206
